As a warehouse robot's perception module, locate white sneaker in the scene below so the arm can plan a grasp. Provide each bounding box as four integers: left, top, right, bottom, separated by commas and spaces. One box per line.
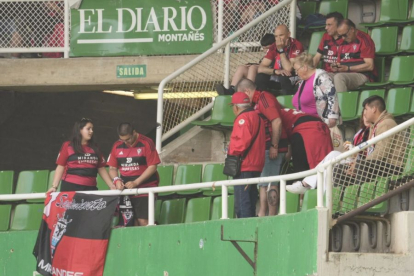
286, 181, 310, 194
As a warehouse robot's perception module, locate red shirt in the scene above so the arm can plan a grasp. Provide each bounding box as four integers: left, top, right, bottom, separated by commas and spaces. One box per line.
317, 33, 344, 72
56, 141, 106, 187
228, 108, 265, 172
252, 91, 289, 152
264, 38, 304, 70
107, 134, 160, 197
337, 30, 377, 81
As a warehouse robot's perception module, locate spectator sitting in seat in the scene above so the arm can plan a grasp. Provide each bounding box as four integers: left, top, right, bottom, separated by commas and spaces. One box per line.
313, 12, 344, 73
216, 33, 276, 95
227, 92, 266, 218
331, 19, 376, 92
255, 24, 304, 95
333, 95, 405, 188
292, 52, 341, 128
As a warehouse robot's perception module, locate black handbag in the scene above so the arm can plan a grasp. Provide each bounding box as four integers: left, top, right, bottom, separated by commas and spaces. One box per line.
223, 116, 261, 177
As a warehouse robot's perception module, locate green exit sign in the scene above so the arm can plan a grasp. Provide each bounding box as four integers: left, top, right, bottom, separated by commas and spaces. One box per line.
117, 65, 147, 78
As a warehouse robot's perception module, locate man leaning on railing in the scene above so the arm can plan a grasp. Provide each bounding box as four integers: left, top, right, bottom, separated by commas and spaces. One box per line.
333, 95, 406, 187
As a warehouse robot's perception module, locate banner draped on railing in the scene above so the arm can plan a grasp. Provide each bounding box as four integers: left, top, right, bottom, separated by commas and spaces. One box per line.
33, 192, 118, 276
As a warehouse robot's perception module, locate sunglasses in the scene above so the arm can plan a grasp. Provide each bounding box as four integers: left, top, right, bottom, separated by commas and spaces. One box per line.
81, 117, 92, 122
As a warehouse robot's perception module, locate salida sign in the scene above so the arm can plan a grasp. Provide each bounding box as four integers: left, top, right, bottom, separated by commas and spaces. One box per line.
70, 0, 213, 57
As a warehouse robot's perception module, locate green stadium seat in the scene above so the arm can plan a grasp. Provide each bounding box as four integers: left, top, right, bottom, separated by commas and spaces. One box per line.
184, 197, 212, 223
374, 57, 386, 83
211, 195, 235, 220
157, 165, 175, 197
338, 91, 359, 121
175, 164, 203, 195
155, 199, 162, 223
370, 27, 399, 55
0, 205, 12, 231
361, 0, 409, 27
201, 163, 231, 196
385, 87, 412, 116
10, 204, 44, 231
357, 181, 376, 207
285, 192, 300, 213
301, 189, 317, 212
365, 177, 389, 214
192, 96, 235, 128
400, 25, 414, 53
298, 1, 318, 20
96, 172, 110, 191
277, 95, 294, 109
356, 89, 386, 115
308, 31, 324, 55
158, 198, 186, 225
318, 0, 348, 18
339, 185, 359, 213
403, 147, 414, 175
15, 170, 49, 203
332, 186, 342, 214
365, 56, 414, 87
0, 170, 14, 194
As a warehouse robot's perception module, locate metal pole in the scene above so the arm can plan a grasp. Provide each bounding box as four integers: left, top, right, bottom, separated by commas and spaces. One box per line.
326, 164, 333, 220
224, 43, 231, 88
317, 170, 324, 207
218, 0, 224, 43
280, 179, 286, 214
64, 0, 70, 58
221, 184, 229, 219
156, 80, 166, 153
289, 0, 297, 38
148, 191, 155, 226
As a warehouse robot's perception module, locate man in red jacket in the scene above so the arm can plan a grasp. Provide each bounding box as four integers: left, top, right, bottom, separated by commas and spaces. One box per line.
228, 92, 266, 218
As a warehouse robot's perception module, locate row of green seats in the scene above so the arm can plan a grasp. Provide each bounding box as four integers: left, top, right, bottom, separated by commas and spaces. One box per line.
0, 203, 43, 231
192, 96, 235, 128
298, 0, 349, 29
362, 0, 414, 28
156, 196, 235, 225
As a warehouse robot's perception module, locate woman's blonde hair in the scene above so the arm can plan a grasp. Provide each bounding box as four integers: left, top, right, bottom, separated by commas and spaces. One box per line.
292, 52, 315, 69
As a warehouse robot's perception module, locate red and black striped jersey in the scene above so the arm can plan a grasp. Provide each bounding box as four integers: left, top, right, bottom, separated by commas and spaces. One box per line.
337, 30, 377, 81
252, 90, 289, 152
107, 134, 160, 197
56, 141, 106, 187
265, 37, 304, 70
317, 33, 344, 72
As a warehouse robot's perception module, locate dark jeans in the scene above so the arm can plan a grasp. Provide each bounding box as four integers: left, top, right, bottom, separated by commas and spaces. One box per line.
60, 180, 98, 192
255, 73, 295, 95
234, 171, 260, 218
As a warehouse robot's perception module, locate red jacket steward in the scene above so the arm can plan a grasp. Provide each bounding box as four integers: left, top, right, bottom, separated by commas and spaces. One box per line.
228, 108, 265, 172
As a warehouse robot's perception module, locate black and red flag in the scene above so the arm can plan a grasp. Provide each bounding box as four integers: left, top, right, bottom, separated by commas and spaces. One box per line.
33, 192, 118, 276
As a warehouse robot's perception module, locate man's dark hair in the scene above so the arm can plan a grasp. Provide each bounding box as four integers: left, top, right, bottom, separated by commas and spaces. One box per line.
260, 33, 275, 47
326, 12, 344, 24
338, 18, 356, 29
117, 122, 134, 136
362, 95, 386, 112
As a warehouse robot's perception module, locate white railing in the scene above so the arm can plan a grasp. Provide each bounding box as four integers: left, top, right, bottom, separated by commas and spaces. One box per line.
156, 0, 296, 152
2, 117, 413, 227
0, 0, 70, 58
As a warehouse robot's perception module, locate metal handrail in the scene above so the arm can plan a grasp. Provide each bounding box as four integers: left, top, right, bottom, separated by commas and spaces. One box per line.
155, 0, 296, 152
1, 117, 413, 226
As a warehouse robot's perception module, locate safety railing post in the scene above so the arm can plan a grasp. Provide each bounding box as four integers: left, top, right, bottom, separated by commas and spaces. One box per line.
64, 0, 70, 58
148, 191, 155, 226
326, 164, 333, 220
217, 0, 224, 43
289, 0, 297, 38
280, 180, 286, 214
224, 43, 231, 88
221, 184, 229, 219
317, 169, 324, 208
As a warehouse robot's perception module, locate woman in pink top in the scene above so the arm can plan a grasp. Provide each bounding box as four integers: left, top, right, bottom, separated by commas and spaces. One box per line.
291, 52, 341, 127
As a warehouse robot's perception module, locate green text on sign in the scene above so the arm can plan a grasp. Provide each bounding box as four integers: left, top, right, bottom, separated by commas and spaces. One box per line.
117, 65, 147, 78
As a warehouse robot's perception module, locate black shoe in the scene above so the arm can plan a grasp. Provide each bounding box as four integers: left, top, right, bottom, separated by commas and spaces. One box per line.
216, 84, 235, 95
